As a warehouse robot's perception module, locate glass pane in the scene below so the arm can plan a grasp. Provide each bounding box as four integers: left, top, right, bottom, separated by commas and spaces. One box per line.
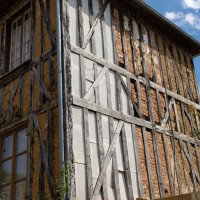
1, 160, 12, 184
15, 180, 26, 200
0, 185, 10, 200
16, 154, 27, 180
17, 18, 22, 27
2, 135, 13, 159
17, 129, 27, 153
12, 22, 16, 30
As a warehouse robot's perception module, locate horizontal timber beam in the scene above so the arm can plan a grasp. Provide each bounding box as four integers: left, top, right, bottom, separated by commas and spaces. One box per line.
73, 96, 200, 146
0, 99, 57, 134
71, 45, 200, 110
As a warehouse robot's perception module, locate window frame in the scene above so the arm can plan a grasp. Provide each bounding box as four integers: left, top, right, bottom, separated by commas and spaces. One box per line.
0, 123, 28, 200
4, 3, 31, 74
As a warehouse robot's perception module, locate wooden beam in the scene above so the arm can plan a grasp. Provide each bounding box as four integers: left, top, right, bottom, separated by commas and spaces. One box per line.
106, 70, 121, 200
32, 67, 53, 101
77, 0, 84, 47
142, 127, 154, 199
82, 0, 110, 49
73, 95, 200, 145
32, 114, 57, 199
121, 125, 134, 200
84, 66, 109, 100
83, 108, 93, 199
131, 124, 144, 197
27, 116, 34, 199
38, 0, 56, 47
71, 45, 200, 110
117, 73, 142, 118
92, 120, 124, 200
161, 98, 175, 127
181, 140, 200, 184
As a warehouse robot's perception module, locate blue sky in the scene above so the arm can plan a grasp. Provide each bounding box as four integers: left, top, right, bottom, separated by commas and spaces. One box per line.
145, 0, 200, 90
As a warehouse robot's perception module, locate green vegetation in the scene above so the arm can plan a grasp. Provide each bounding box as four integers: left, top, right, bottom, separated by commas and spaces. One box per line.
38, 163, 70, 200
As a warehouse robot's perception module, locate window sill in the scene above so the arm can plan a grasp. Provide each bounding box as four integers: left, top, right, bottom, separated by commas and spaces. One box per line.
0, 60, 32, 85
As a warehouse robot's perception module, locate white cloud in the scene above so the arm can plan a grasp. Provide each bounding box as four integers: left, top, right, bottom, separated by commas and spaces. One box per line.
165, 11, 200, 31
165, 12, 184, 20
182, 0, 200, 9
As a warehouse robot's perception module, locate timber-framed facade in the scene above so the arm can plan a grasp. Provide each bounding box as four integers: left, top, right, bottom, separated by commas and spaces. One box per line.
0, 0, 59, 199
1, 0, 200, 199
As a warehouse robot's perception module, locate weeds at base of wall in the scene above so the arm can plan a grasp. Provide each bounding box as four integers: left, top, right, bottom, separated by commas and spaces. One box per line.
38, 163, 70, 200
0, 193, 8, 200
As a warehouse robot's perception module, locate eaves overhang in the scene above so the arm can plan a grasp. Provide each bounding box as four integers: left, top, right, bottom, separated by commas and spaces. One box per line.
124, 0, 200, 57
0, 0, 17, 18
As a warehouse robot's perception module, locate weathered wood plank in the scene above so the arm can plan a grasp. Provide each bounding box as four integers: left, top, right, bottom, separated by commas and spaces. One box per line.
162, 133, 175, 195
96, 112, 108, 200
30, 70, 33, 111
27, 116, 34, 199
129, 14, 138, 74
19, 75, 23, 117
83, 108, 93, 199
142, 127, 154, 199
32, 67, 53, 101
110, 2, 119, 65
77, 0, 84, 47
184, 107, 200, 175
155, 33, 165, 87
84, 66, 108, 100
38, 0, 56, 47
179, 138, 191, 193
168, 44, 180, 95
92, 120, 124, 200
82, 0, 111, 49
181, 140, 200, 183
147, 29, 156, 83
131, 124, 144, 197
116, 71, 122, 112
99, 0, 108, 60
31, 0, 36, 61
117, 73, 142, 118
118, 2, 128, 69
32, 114, 57, 199
0, 87, 4, 118
47, 109, 54, 176
162, 39, 173, 91
121, 125, 134, 200
106, 70, 121, 200
161, 98, 174, 127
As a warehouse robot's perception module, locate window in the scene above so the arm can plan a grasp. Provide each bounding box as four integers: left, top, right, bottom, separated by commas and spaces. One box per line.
9, 7, 31, 71
0, 127, 27, 200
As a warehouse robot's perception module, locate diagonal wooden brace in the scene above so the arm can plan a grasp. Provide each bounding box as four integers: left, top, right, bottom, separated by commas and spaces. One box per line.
32, 67, 53, 101
117, 72, 143, 118
82, 0, 110, 49
92, 120, 124, 200
161, 97, 175, 127
181, 140, 200, 183
84, 66, 109, 100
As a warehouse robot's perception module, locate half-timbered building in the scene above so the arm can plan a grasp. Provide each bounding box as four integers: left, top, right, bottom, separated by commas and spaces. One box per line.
1, 0, 200, 199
